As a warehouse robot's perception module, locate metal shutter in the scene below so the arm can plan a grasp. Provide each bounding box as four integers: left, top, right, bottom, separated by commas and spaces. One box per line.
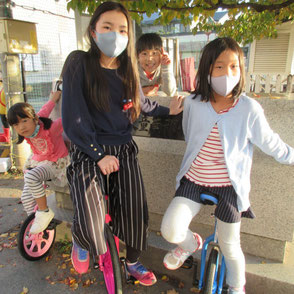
253, 33, 290, 73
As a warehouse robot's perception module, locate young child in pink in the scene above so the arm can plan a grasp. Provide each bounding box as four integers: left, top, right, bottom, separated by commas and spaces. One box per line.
7, 90, 69, 234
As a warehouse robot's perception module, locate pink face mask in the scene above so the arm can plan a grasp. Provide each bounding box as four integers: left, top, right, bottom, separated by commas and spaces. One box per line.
208, 73, 240, 97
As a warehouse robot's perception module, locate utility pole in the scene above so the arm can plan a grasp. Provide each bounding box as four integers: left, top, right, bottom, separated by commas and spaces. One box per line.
0, 0, 31, 170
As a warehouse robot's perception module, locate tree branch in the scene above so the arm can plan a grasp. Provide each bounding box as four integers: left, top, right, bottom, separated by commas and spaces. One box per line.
158, 0, 294, 13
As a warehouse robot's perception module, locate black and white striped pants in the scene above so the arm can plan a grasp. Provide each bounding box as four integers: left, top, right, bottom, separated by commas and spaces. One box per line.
67, 140, 148, 256
22, 165, 55, 215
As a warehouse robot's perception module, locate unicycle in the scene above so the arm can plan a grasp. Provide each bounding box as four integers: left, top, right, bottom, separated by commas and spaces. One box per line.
93, 194, 123, 294
181, 192, 228, 294
18, 209, 61, 261
198, 192, 227, 294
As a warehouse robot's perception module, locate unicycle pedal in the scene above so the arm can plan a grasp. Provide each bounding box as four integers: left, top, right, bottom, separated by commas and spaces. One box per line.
120, 257, 140, 285
181, 255, 194, 269
46, 219, 62, 230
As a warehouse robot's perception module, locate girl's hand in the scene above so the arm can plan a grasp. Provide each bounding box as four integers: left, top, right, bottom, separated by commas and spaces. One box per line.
161, 48, 171, 66
97, 155, 119, 175
169, 95, 184, 115
50, 91, 62, 103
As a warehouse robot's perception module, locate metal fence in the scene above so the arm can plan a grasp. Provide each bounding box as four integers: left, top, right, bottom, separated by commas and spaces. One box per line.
12, 0, 77, 112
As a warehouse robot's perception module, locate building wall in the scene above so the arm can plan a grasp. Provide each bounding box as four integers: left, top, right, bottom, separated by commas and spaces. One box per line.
248, 22, 294, 75
11, 0, 77, 111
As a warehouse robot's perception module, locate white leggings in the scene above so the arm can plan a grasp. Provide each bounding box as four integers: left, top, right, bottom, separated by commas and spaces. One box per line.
161, 196, 246, 289
22, 164, 54, 215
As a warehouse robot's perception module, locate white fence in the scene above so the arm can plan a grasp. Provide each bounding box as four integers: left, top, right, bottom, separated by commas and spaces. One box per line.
245, 73, 294, 94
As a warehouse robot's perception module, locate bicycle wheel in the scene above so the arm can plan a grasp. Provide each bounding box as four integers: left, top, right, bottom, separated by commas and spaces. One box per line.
101, 224, 122, 294
202, 246, 219, 294
18, 213, 56, 261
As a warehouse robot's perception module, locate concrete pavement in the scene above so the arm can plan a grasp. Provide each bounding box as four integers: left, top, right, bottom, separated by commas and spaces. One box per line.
0, 177, 195, 294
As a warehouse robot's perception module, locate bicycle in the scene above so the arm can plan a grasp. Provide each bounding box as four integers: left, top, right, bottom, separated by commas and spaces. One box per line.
182, 191, 228, 294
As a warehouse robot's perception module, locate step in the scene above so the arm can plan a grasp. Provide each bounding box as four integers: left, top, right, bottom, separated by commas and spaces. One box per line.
47, 193, 294, 294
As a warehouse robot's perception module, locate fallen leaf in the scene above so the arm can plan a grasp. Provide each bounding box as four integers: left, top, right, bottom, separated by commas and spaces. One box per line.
0, 233, 8, 238
61, 263, 67, 269
82, 279, 91, 287
70, 268, 77, 275
20, 287, 29, 294
190, 287, 201, 293
166, 289, 179, 294
161, 275, 169, 281
178, 281, 185, 288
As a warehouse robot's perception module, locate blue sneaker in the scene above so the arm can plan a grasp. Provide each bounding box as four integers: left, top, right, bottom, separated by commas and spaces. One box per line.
126, 261, 157, 286
71, 241, 89, 274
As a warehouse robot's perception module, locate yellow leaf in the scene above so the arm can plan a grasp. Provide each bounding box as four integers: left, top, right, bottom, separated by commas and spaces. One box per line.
82, 279, 91, 287
61, 263, 67, 269
70, 282, 78, 289
166, 289, 179, 294
161, 275, 169, 281
62, 253, 70, 258
20, 287, 29, 294
190, 287, 201, 293
0, 233, 8, 238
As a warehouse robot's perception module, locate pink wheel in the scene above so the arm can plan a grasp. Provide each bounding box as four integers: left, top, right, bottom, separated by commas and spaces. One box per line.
100, 224, 122, 294
18, 213, 56, 261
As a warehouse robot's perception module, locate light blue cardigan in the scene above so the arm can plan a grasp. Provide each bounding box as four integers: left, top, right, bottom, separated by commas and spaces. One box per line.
177, 94, 294, 212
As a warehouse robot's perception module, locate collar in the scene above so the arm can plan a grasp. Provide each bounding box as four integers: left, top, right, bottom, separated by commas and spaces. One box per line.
27, 124, 40, 138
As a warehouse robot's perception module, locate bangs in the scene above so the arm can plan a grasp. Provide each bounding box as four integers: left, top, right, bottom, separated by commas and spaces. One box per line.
7, 103, 36, 126
136, 33, 163, 55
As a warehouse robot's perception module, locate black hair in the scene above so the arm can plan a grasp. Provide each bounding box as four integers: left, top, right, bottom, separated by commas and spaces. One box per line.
84, 1, 140, 122
192, 37, 245, 102
7, 102, 52, 144
136, 33, 163, 56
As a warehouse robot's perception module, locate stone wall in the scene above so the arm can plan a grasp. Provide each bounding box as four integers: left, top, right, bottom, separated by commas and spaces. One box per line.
134, 95, 294, 262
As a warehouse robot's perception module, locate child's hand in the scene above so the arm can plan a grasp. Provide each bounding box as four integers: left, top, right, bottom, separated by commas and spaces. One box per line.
97, 155, 119, 175
161, 48, 171, 66
169, 95, 184, 115
50, 91, 62, 103
142, 85, 159, 96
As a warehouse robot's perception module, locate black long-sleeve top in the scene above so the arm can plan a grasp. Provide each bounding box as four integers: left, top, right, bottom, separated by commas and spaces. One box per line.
62, 51, 169, 161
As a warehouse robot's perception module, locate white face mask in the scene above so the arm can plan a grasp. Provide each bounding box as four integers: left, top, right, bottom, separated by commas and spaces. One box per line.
208, 73, 240, 97
94, 31, 128, 58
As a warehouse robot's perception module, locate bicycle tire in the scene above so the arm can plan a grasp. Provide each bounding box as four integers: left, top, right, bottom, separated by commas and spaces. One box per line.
101, 224, 123, 294
18, 213, 56, 261
202, 246, 219, 294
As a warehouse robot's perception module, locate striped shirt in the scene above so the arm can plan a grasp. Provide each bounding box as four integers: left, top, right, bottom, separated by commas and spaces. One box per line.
185, 99, 239, 187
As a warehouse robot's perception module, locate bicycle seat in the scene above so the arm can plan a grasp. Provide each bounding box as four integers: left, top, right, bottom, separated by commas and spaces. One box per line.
200, 192, 218, 206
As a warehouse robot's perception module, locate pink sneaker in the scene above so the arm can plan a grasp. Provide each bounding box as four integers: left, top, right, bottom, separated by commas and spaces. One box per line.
126, 261, 157, 286
71, 241, 89, 274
